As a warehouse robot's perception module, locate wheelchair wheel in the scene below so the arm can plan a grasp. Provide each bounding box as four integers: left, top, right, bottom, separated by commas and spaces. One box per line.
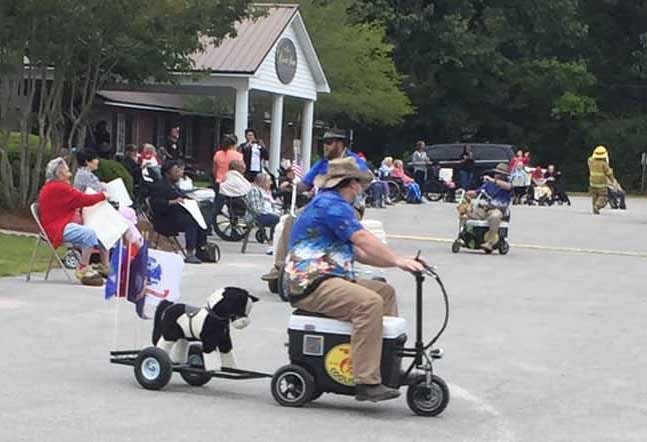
386, 181, 402, 202
255, 229, 267, 244
63, 249, 81, 269
214, 208, 248, 242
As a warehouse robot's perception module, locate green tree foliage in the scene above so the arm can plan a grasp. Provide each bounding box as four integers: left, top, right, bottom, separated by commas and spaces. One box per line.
297, 0, 413, 126
348, 0, 647, 190
95, 159, 134, 195
0, 0, 252, 208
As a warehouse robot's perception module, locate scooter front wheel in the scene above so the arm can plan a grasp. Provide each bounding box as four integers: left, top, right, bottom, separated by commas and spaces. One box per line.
451, 240, 461, 253
406, 374, 450, 417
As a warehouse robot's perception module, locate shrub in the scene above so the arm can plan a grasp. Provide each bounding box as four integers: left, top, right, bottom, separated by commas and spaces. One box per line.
95, 159, 134, 195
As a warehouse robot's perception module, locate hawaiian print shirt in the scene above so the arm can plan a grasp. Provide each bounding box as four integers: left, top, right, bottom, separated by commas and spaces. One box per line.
285, 191, 364, 297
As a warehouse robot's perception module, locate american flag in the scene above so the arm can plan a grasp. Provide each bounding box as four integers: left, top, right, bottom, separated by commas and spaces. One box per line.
291, 162, 304, 179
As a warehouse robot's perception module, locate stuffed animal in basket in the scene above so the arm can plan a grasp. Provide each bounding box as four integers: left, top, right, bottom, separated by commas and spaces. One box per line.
152, 287, 258, 370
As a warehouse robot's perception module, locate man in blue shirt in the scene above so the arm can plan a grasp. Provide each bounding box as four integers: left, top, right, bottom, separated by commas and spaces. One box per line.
285, 157, 425, 402
262, 130, 369, 282
464, 163, 512, 251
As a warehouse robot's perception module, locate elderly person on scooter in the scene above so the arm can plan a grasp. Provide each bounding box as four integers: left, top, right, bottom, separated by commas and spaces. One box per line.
462, 163, 512, 252
285, 157, 425, 403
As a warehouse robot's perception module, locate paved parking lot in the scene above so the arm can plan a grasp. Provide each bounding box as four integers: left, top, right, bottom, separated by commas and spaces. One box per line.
0, 196, 645, 442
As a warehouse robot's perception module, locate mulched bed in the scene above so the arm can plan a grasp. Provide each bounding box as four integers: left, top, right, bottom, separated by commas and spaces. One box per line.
0, 210, 38, 234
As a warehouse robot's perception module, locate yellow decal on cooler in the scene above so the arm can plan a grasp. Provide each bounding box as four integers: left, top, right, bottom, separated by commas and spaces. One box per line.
324, 344, 354, 386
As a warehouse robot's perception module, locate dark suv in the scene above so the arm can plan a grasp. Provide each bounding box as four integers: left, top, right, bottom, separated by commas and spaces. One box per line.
423, 143, 515, 176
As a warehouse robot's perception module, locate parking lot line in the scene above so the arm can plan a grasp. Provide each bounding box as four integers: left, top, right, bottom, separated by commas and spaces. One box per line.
387, 234, 647, 258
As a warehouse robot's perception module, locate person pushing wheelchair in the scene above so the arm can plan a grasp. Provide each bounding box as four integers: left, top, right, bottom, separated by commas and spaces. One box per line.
284, 157, 426, 402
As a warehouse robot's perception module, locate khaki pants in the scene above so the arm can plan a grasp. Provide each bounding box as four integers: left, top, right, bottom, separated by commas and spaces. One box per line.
295, 278, 399, 385
272, 207, 306, 270
590, 187, 607, 213
466, 206, 503, 247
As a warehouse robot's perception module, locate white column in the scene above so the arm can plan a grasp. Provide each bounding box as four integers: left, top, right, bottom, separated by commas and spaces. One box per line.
234, 88, 249, 145
300, 99, 315, 172
269, 94, 284, 173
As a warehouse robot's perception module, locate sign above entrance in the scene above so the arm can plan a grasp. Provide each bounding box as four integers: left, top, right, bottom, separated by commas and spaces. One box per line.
275, 38, 298, 85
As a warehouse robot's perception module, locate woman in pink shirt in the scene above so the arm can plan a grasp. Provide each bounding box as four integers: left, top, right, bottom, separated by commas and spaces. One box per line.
392, 159, 423, 203
213, 135, 243, 184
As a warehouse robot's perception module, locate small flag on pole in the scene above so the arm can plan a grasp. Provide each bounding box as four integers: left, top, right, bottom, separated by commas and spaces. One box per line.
291, 162, 304, 179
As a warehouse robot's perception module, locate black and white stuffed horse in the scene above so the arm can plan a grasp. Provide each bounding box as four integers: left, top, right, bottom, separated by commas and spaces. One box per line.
152, 287, 258, 370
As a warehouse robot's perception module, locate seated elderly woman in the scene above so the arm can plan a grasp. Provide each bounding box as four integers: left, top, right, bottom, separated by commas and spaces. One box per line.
73, 149, 142, 245
149, 161, 208, 264
38, 157, 110, 286
247, 173, 282, 229
391, 159, 423, 203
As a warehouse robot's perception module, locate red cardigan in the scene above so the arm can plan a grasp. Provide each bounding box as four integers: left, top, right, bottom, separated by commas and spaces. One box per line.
38, 180, 106, 247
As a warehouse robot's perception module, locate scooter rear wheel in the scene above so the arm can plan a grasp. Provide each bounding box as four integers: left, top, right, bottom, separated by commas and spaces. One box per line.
271, 364, 316, 407
406, 374, 450, 417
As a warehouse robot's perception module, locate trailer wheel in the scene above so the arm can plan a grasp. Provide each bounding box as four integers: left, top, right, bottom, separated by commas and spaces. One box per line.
406, 374, 449, 417
271, 364, 315, 407
179, 346, 211, 387
134, 347, 173, 391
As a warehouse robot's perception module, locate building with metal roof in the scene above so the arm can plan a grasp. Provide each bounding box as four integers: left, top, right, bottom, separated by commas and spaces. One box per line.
100, 3, 330, 172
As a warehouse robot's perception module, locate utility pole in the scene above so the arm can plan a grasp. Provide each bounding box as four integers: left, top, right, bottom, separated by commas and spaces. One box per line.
641, 152, 647, 193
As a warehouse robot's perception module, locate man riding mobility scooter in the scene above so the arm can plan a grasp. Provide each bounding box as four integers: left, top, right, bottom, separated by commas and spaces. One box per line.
271, 158, 450, 416
452, 163, 512, 255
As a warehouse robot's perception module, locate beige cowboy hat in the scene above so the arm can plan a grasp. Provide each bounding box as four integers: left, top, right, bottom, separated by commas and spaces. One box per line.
486, 162, 510, 176
314, 157, 374, 189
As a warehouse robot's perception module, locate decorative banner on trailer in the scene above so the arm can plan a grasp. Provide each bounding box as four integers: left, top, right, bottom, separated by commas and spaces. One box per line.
144, 249, 184, 312
324, 343, 355, 386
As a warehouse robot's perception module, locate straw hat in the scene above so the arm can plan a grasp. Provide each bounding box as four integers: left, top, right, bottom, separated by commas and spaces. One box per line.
592, 145, 608, 160
487, 162, 510, 176
314, 157, 374, 189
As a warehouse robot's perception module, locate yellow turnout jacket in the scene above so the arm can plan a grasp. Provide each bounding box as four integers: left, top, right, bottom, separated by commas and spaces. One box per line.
588, 157, 612, 189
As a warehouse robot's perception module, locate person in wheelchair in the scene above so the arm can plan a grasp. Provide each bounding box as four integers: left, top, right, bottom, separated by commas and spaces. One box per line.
285, 157, 426, 402
460, 163, 512, 252
607, 171, 627, 210
149, 161, 208, 264
545, 164, 571, 206
247, 173, 282, 230
391, 159, 423, 203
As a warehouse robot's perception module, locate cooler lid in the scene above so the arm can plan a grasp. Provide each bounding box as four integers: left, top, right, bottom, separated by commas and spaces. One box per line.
289, 315, 407, 339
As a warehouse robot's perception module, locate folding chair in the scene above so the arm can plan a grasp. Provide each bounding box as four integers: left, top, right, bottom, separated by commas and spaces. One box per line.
146, 198, 187, 257
26, 202, 74, 282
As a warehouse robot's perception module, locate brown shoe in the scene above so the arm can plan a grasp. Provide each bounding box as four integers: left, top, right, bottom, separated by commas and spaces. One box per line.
261, 265, 280, 281
355, 384, 401, 402
76, 267, 104, 286
92, 263, 111, 278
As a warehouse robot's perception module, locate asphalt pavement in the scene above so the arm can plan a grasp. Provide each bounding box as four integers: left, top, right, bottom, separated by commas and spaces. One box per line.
0, 196, 645, 442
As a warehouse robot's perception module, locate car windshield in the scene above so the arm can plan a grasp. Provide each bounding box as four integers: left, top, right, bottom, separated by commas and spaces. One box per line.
426, 145, 462, 161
